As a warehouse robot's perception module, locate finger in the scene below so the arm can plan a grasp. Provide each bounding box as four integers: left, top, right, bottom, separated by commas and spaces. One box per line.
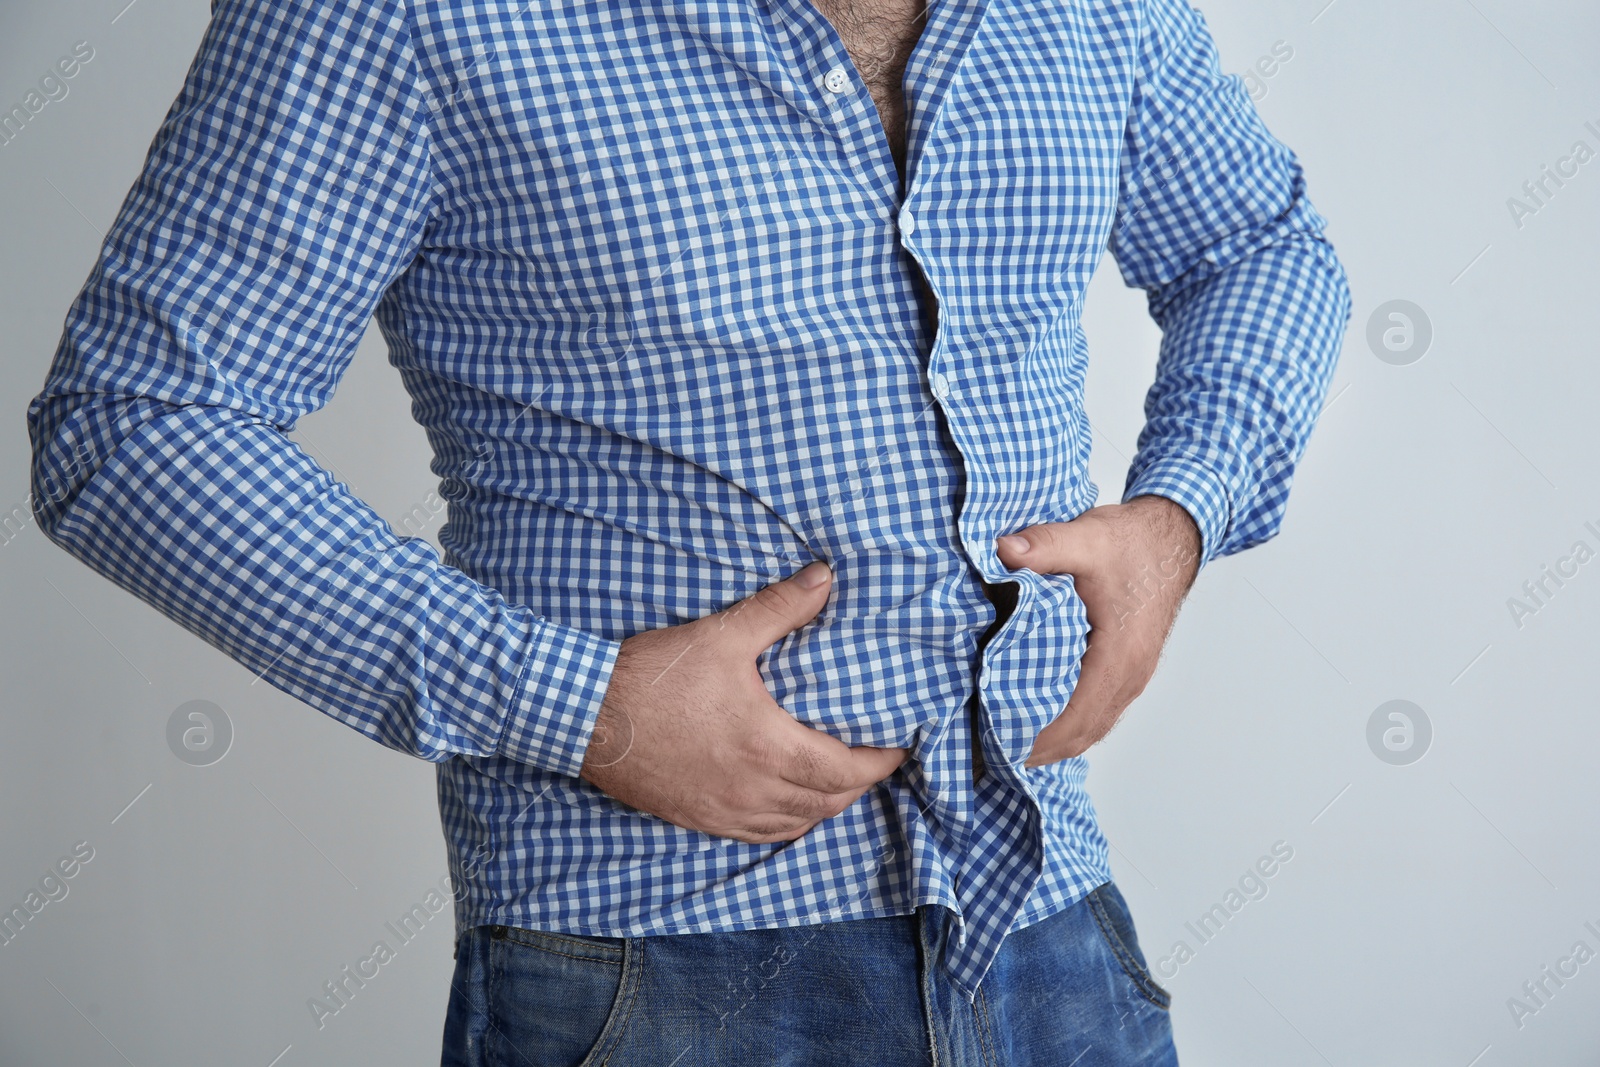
711, 561, 833, 655
996, 514, 1110, 575
653, 791, 811, 846
734, 819, 816, 844
762, 785, 870, 823
777, 724, 908, 794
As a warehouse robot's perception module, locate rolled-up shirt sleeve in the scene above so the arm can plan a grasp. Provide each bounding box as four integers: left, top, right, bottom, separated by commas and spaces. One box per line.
24, 0, 619, 774
1109, 0, 1352, 570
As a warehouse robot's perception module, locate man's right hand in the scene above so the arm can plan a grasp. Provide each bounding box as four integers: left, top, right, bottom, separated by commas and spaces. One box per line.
579, 561, 907, 844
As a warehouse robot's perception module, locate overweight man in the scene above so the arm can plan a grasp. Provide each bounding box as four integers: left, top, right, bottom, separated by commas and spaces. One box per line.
28, 0, 1349, 1061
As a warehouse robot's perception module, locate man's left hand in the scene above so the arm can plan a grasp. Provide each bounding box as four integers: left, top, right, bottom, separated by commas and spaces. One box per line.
995, 495, 1202, 767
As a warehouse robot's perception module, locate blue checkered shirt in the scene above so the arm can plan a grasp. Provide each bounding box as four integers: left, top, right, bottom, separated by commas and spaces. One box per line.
27, 0, 1348, 997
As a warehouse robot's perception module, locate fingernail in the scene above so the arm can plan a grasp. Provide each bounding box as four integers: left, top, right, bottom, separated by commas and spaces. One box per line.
796, 561, 832, 588
998, 535, 1030, 556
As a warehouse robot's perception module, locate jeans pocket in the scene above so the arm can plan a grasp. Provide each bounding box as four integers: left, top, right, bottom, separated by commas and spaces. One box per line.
1085, 882, 1172, 1011
487, 926, 639, 1067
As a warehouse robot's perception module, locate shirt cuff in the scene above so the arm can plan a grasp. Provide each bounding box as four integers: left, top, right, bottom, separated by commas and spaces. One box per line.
498, 618, 623, 778
1121, 453, 1233, 573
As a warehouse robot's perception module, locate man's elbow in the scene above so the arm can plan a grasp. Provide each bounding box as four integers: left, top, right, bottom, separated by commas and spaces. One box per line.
24, 391, 113, 543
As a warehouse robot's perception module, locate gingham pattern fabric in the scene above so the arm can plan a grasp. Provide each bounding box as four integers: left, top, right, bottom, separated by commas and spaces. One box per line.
27, 0, 1349, 997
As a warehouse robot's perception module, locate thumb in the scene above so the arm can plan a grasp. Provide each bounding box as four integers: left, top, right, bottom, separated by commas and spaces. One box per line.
996, 516, 1107, 576
716, 560, 833, 653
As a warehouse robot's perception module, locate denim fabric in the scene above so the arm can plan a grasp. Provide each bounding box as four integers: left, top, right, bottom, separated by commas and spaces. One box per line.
441, 883, 1177, 1066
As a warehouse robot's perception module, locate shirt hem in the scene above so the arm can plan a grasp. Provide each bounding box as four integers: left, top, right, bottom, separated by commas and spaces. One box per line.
455, 892, 965, 943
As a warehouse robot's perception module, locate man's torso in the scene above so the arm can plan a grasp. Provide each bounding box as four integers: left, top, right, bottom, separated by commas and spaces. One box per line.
383, 0, 1133, 992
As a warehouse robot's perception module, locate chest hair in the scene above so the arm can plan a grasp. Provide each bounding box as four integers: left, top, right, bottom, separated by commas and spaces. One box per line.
809, 0, 929, 173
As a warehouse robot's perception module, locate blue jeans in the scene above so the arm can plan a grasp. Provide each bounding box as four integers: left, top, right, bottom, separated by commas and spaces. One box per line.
441, 881, 1178, 1066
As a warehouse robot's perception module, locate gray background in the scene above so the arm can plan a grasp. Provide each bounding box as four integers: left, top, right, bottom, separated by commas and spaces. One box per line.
3, 0, 1597, 1063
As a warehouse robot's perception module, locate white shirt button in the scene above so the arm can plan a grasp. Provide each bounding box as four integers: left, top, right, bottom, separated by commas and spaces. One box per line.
979, 666, 992, 689
928, 370, 951, 399
823, 67, 849, 94
898, 207, 916, 235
